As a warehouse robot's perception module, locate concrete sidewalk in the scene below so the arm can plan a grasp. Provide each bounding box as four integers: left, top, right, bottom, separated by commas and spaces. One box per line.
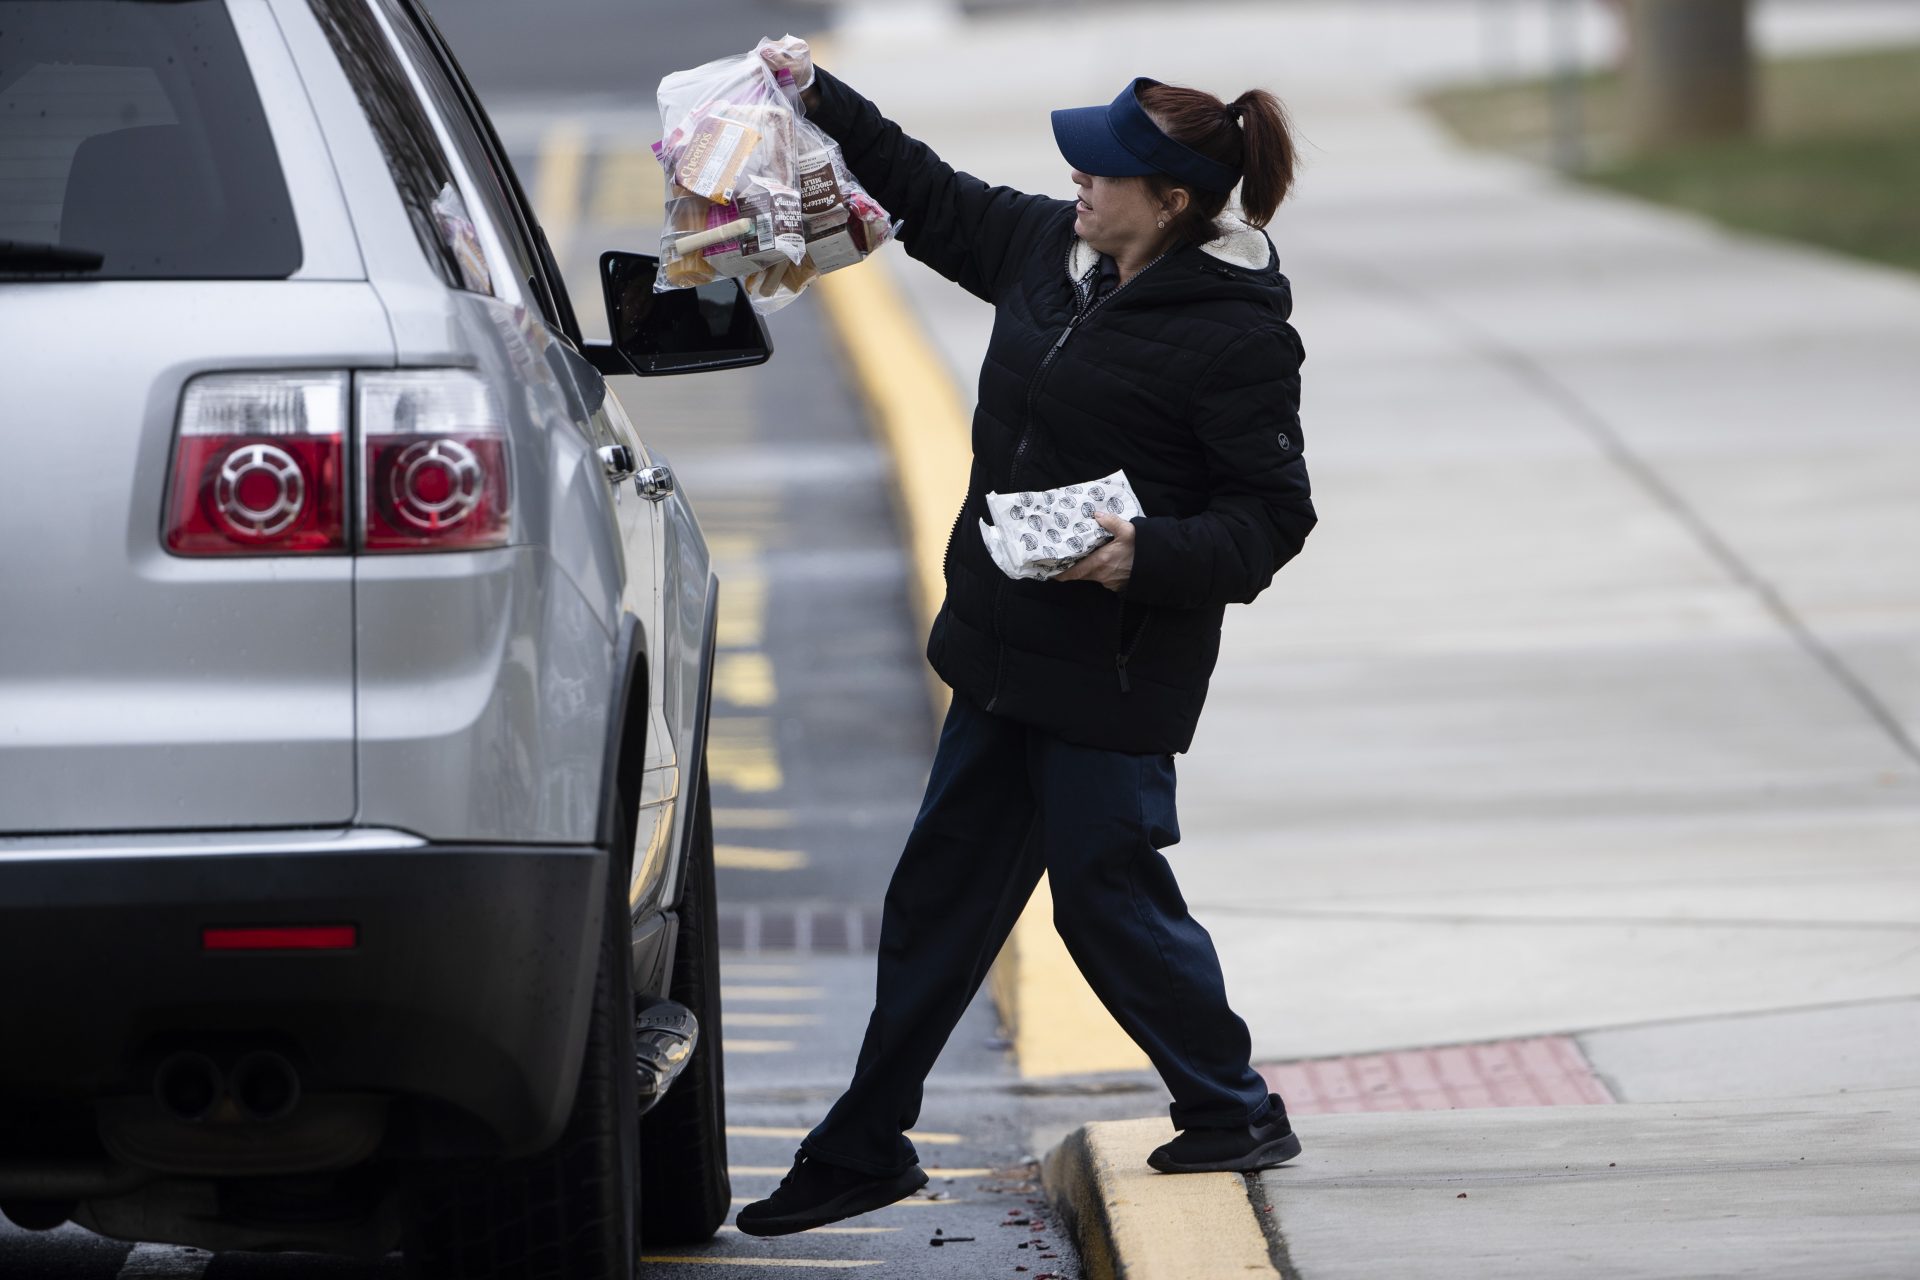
814, 1, 1920, 1274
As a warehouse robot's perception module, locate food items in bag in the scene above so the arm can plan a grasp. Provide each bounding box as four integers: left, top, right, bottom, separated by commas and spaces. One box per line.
703, 180, 805, 277
653, 37, 897, 313
659, 183, 719, 288
672, 114, 764, 203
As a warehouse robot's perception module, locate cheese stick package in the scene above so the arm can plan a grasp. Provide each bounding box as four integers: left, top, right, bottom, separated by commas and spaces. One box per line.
653, 36, 895, 313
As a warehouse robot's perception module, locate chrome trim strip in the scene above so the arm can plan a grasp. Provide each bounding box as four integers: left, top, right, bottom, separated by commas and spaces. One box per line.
0, 828, 428, 860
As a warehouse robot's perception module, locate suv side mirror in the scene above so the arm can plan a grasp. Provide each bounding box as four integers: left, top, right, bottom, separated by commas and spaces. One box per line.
585, 251, 773, 377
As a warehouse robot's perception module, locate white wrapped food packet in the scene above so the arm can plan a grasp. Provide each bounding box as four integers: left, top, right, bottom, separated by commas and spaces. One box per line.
978, 471, 1146, 581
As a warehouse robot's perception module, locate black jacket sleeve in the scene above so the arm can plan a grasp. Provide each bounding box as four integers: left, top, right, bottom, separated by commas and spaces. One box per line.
807, 68, 1066, 303
1125, 325, 1317, 610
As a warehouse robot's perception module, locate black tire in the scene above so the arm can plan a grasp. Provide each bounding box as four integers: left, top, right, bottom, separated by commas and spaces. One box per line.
403, 862, 641, 1280
638, 764, 731, 1243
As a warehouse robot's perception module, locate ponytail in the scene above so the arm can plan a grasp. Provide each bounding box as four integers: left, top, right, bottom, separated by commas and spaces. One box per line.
1229, 89, 1296, 230
1138, 81, 1300, 243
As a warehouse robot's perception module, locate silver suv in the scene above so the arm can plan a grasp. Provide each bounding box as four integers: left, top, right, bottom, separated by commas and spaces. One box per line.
0, 1, 771, 1274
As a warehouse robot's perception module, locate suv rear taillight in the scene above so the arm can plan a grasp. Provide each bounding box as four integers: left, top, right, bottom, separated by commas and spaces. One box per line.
357, 371, 511, 553
163, 369, 513, 557
165, 373, 349, 555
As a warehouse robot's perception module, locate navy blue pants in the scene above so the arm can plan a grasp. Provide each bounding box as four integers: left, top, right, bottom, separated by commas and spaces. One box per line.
803, 693, 1274, 1177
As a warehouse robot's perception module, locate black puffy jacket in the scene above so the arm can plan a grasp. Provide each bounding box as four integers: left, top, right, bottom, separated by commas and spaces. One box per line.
812, 70, 1317, 755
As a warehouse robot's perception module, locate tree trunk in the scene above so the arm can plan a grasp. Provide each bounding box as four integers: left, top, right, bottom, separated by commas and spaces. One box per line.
1624, 0, 1753, 150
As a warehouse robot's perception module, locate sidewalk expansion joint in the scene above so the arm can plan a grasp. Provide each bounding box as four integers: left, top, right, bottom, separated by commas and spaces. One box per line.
1244, 1172, 1300, 1280
1318, 247, 1920, 770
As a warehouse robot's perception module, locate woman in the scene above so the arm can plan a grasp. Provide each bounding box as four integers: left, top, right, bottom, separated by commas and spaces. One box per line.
738, 46, 1317, 1238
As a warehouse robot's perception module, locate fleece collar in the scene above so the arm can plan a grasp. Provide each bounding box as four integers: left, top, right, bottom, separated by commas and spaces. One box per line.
1066, 212, 1275, 281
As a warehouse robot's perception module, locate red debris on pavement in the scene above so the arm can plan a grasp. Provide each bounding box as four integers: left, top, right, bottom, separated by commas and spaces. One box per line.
1258, 1034, 1613, 1113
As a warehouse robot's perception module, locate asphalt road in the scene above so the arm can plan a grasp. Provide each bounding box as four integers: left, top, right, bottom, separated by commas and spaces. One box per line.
0, 2, 1123, 1276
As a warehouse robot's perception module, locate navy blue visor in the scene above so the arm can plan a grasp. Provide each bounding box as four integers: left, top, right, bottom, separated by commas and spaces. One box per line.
1051, 77, 1242, 194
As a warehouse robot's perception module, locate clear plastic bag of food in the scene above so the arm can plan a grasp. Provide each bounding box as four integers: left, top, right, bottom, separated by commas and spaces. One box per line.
653, 37, 895, 313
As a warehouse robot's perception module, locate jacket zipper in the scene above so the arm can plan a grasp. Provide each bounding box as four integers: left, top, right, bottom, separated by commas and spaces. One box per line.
1114, 599, 1154, 694
986, 244, 1170, 712
940, 495, 965, 584
1009, 244, 1167, 489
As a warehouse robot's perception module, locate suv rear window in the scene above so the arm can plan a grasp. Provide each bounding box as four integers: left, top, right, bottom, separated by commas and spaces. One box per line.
0, 0, 301, 279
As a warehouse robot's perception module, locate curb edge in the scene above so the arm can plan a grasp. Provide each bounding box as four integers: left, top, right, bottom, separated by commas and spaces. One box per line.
1041, 1118, 1282, 1280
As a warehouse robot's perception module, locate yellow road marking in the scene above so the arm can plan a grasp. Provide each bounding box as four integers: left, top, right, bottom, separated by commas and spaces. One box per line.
717, 1225, 898, 1235
587, 146, 665, 227
994, 876, 1151, 1078
723, 1040, 796, 1054
724, 1013, 820, 1027
715, 580, 766, 648
720, 985, 822, 1001
715, 651, 777, 709
714, 809, 793, 831
716, 844, 807, 872
644, 1261, 880, 1270
728, 1125, 964, 1146
726, 1197, 964, 1209
721, 961, 804, 976
708, 717, 782, 793
733, 1165, 992, 1179
707, 532, 764, 563
531, 119, 586, 266
819, 248, 1147, 1080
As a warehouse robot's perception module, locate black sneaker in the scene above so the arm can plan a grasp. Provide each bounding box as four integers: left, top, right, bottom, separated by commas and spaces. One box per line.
734, 1148, 930, 1237
1147, 1095, 1302, 1174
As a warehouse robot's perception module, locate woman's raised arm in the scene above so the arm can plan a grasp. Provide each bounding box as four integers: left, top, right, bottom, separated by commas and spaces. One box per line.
799, 67, 1066, 303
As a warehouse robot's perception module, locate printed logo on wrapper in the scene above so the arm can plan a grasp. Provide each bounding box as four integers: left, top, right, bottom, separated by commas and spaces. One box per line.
978, 471, 1147, 581
653, 37, 896, 313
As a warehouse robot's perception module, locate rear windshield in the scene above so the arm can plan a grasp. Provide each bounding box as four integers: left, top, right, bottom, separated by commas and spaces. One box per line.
0, 0, 301, 279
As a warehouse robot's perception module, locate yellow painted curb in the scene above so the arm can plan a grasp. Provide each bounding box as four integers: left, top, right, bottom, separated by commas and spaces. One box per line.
1042, 1119, 1281, 1280
815, 244, 1147, 1080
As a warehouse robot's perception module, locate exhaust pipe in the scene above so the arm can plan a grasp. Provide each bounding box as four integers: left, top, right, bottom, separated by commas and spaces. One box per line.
153, 1052, 222, 1123
229, 1051, 301, 1123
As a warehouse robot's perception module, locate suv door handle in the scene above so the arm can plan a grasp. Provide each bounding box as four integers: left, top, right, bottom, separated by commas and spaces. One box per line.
635, 465, 675, 502
597, 444, 637, 483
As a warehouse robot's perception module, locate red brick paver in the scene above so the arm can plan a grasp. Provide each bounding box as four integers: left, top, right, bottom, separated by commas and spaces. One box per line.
1258, 1035, 1614, 1114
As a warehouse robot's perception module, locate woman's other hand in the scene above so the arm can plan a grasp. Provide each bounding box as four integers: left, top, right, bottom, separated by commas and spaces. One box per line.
1055, 513, 1136, 592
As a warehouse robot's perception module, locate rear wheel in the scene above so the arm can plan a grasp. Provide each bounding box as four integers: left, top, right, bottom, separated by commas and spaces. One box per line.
403, 861, 640, 1280
639, 764, 731, 1243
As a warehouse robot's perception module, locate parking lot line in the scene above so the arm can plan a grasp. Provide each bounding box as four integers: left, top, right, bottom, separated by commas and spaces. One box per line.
717, 1225, 899, 1235
723, 1040, 797, 1054
716, 844, 808, 872
708, 717, 783, 793
720, 985, 823, 1001
115, 1243, 211, 1278
642, 1260, 881, 1270
724, 1013, 821, 1027
715, 651, 777, 708
714, 809, 794, 831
